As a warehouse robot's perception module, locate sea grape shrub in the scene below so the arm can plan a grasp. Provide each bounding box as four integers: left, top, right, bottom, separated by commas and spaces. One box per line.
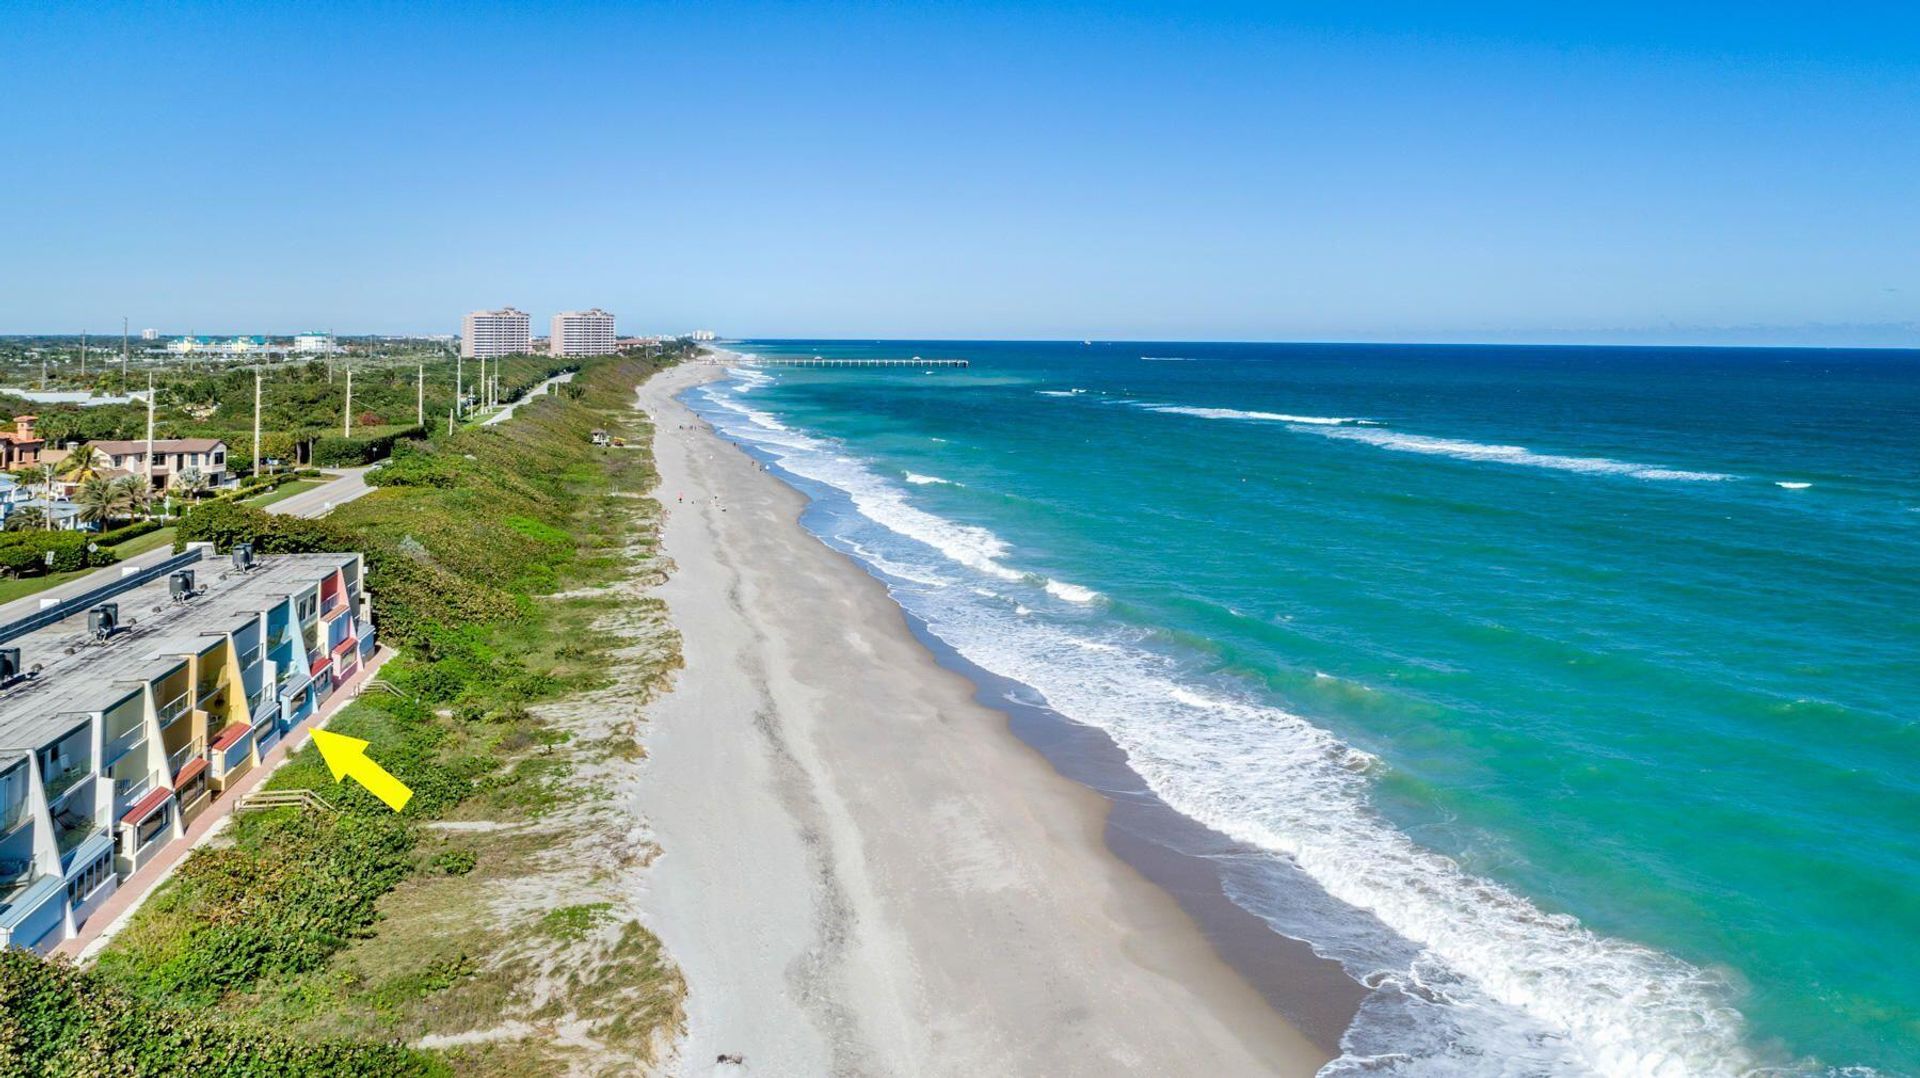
0, 950, 432, 1077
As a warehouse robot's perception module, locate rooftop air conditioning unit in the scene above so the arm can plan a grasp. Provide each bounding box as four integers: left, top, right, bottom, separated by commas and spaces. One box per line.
88, 602, 119, 639
232, 543, 255, 571
0, 648, 19, 683
170, 569, 197, 600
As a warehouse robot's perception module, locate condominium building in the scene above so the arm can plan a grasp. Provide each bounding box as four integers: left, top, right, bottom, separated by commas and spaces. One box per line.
460, 307, 531, 359
0, 547, 375, 954
549, 309, 617, 357
292, 333, 340, 355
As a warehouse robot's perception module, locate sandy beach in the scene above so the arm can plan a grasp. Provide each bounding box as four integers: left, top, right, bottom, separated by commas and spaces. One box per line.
631, 363, 1329, 1076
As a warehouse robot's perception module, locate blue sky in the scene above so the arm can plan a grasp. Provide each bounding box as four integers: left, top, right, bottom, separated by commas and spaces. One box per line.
1, 1, 1915, 344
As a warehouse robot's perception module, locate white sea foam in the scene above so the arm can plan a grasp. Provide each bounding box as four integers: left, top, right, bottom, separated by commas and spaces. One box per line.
1137, 403, 1370, 426
1776, 481, 1812, 490
1315, 427, 1737, 482
1043, 578, 1100, 603
904, 472, 951, 485
686, 367, 1771, 1078
1036, 388, 1088, 397
1141, 355, 1205, 361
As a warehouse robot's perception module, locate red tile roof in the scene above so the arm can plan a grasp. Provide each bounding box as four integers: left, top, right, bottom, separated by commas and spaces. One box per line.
210, 722, 251, 752
174, 758, 208, 786
119, 786, 173, 825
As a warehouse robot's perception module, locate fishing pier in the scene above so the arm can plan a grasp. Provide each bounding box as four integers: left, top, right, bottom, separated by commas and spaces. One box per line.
752, 358, 969, 369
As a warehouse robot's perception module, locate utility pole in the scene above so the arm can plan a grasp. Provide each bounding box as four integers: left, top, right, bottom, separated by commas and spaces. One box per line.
144, 374, 156, 489
121, 317, 129, 384
416, 363, 424, 426
447, 406, 454, 436
477, 356, 486, 413
253, 370, 262, 478
343, 367, 353, 437
80, 333, 87, 376
455, 354, 464, 420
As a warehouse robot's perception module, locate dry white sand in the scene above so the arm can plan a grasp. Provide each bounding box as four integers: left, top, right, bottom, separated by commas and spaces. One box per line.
629, 364, 1327, 1076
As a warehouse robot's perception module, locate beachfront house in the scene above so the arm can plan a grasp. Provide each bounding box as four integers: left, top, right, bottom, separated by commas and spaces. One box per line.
83, 438, 230, 491
0, 548, 375, 954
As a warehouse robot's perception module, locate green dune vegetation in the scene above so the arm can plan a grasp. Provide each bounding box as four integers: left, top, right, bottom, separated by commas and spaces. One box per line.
0, 348, 694, 1077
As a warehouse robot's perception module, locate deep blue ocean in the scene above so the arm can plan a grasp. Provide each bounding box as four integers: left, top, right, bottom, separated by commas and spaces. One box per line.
682, 340, 1919, 1077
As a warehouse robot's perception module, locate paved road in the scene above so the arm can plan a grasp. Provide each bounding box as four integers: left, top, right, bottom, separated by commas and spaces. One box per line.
482, 370, 575, 426
264, 465, 376, 519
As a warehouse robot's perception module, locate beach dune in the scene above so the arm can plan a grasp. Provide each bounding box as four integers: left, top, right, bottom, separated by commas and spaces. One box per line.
631, 364, 1326, 1075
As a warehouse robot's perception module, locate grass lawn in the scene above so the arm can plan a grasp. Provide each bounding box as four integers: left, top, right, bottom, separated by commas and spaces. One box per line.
0, 525, 178, 605
243, 479, 325, 507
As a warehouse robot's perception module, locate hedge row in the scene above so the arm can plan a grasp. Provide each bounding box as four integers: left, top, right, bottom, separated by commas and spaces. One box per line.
310, 426, 425, 468
0, 530, 121, 577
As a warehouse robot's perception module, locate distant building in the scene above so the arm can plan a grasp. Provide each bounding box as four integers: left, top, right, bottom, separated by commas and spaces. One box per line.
690, 330, 717, 342
292, 333, 339, 355
460, 308, 531, 359
139, 328, 158, 341
166, 336, 267, 356
0, 416, 45, 471
550, 309, 616, 357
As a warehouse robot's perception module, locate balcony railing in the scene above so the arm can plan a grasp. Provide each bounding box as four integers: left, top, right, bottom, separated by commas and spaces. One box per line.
55, 823, 101, 857
43, 766, 90, 806
196, 681, 226, 709
238, 646, 262, 671
0, 796, 27, 838
166, 738, 205, 778
114, 773, 153, 812
102, 724, 147, 768
157, 691, 190, 728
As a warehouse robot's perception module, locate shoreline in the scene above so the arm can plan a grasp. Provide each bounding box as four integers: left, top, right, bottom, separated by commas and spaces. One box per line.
632, 361, 1335, 1074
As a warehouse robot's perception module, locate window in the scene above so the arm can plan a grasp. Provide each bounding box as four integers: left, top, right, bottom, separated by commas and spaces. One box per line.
66, 852, 113, 905
133, 806, 169, 848
297, 594, 317, 621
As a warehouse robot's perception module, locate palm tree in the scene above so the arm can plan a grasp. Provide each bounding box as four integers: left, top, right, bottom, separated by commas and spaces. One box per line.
74, 476, 120, 527
110, 475, 149, 521
3, 506, 48, 532
55, 448, 101, 485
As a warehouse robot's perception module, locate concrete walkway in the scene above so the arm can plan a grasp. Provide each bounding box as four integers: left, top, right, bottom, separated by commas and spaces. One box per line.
263, 465, 377, 518
482, 370, 575, 426
55, 645, 395, 962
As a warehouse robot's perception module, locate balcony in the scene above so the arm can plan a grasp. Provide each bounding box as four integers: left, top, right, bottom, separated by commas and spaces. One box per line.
0, 797, 27, 839
157, 691, 190, 728
54, 821, 101, 859
43, 766, 91, 807
166, 738, 205, 779
238, 646, 262, 672
102, 724, 147, 769
113, 773, 153, 815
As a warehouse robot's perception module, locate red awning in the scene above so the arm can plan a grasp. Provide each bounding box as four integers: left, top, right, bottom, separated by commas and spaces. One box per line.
174, 758, 208, 786
210, 722, 251, 752
309, 653, 332, 676
119, 786, 173, 826
331, 635, 358, 657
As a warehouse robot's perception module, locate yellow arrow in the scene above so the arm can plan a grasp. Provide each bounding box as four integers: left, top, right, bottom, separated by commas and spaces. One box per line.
310, 729, 413, 812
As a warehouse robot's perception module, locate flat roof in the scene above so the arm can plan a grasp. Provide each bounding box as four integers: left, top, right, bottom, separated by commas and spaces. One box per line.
0, 552, 357, 754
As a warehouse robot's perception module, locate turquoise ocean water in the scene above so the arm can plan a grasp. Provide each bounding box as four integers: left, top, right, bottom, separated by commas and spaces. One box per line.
682, 341, 1918, 1076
